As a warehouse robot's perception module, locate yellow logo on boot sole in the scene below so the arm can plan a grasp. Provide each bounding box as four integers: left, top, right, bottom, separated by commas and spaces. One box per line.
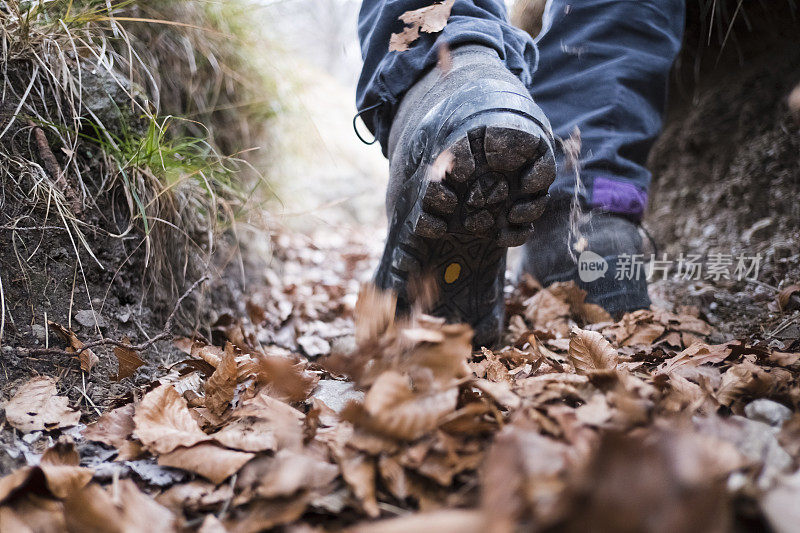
444, 263, 461, 284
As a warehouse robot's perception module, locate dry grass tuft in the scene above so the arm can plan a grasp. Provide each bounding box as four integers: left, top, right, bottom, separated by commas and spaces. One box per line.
0, 0, 277, 337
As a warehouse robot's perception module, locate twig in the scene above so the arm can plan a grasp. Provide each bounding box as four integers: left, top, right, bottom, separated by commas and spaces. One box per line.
74, 384, 102, 417
29, 120, 62, 183
25, 275, 209, 358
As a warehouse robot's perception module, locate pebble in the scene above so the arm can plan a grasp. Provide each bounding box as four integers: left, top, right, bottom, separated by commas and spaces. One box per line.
745, 399, 793, 427
74, 309, 108, 328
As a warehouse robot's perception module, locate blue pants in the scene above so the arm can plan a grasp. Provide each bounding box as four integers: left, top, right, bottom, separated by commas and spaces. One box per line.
356, 0, 685, 220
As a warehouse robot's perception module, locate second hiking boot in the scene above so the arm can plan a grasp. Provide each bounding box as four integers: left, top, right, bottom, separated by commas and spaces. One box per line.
375, 45, 556, 347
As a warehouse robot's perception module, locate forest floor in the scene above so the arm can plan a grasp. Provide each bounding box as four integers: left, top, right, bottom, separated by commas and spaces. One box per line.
2, 2, 800, 532
1, 210, 800, 532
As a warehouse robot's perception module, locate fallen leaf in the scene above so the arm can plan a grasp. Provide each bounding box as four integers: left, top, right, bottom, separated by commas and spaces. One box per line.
389, 0, 455, 52
657, 342, 732, 376
0, 494, 66, 533
777, 284, 800, 311
250, 352, 318, 403
113, 339, 145, 381
225, 496, 309, 533
83, 403, 136, 449
63, 480, 176, 533
174, 337, 224, 368
210, 417, 278, 453
49, 320, 99, 372
334, 446, 380, 518
205, 343, 238, 416
156, 480, 233, 513
235, 449, 338, 501
354, 283, 397, 346
568, 327, 618, 376
159, 443, 254, 484
473, 378, 521, 410
198, 515, 228, 533
133, 384, 210, 454
348, 509, 484, 533
622, 323, 666, 347
4, 377, 80, 433
525, 289, 571, 332
345, 371, 458, 440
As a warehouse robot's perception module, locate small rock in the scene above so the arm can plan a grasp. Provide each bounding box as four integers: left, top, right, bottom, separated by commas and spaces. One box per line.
313, 380, 363, 413
74, 309, 108, 329
745, 399, 792, 428
31, 325, 47, 342
298, 335, 331, 357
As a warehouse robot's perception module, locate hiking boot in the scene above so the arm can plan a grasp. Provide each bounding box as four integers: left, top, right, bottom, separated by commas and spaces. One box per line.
520, 206, 651, 317
375, 45, 556, 347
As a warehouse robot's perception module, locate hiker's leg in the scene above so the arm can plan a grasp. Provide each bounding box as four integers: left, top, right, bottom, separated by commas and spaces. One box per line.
356, 0, 538, 155
533, 0, 685, 216
521, 0, 685, 315
358, 0, 556, 346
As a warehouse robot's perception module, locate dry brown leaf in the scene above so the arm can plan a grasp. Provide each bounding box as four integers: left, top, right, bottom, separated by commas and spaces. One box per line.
576, 302, 613, 325
233, 390, 305, 450
714, 360, 790, 407
156, 480, 233, 513
1, 494, 66, 533
225, 496, 309, 533
198, 515, 228, 533
769, 350, 800, 367
0, 461, 90, 505
623, 323, 666, 347
568, 326, 618, 376
407, 322, 472, 382
82, 403, 135, 449
346, 371, 458, 440
657, 342, 732, 376
210, 417, 279, 453
661, 372, 716, 415
205, 342, 238, 416
482, 426, 570, 530
250, 353, 318, 403
662, 331, 683, 348
63, 480, 176, 533
4, 377, 80, 433
35, 439, 93, 499
113, 339, 145, 381
39, 465, 94, 500
473, 378, 521, 410
49, 320, 99, 372
777, 284, 800, 311
174, 337, 224, 368
355, 283, 396, 345
525, 289, 570, 331
389, 0, 455, 52
575, 394, 613, 427
565, 428, 738, 532
235, 449, 338, 501
334, 446, 380, 518
158, 443, 254, 484
378, 454, 411, 501
348, 509, 484, 533
653, 308, 712, 336
133, 384, 210, 454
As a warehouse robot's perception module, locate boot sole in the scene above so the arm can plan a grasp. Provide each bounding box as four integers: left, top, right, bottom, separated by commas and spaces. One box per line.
378, 118, 555, 347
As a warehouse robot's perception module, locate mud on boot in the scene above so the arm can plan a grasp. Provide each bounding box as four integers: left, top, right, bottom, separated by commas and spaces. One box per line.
375, 45, 555, 348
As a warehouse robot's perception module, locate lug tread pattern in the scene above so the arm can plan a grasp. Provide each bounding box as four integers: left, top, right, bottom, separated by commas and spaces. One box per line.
382, 124, 556, 346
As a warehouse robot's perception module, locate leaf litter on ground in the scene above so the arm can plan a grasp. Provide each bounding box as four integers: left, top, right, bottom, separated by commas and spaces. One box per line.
1, 224, 800, 531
